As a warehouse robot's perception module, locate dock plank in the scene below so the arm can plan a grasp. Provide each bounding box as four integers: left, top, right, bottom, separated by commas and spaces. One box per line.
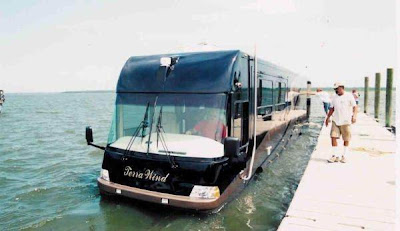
278, 113, 396, 231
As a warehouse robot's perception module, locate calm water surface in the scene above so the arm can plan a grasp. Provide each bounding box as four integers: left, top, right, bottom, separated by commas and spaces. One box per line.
2, 91, 389, 230
359, 90, 396, 125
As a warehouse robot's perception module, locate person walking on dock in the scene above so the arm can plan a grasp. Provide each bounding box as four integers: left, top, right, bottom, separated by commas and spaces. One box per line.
325, 83, 357, 163
316, 88, 331, 114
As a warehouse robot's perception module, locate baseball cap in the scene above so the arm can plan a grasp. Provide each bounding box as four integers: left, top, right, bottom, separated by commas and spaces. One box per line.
333, 82, 344, 89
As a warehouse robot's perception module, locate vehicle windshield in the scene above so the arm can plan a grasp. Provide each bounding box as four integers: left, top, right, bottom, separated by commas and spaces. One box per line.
107, 93, 227, 158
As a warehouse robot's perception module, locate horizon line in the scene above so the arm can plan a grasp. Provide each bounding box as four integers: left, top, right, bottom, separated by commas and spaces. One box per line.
3, 87, 395, 94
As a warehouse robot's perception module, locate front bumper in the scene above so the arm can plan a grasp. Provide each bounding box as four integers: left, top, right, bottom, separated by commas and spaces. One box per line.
97, 177, 222, 210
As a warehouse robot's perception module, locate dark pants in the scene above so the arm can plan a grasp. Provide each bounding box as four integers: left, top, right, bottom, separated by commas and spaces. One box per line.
323, 102, 330, 114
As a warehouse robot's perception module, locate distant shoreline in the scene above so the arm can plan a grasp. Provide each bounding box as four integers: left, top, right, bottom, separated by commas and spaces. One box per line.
62, 90, 114, 93
3, 90, 115, 94
2, 88, 395, 94
313, 87, 395, 91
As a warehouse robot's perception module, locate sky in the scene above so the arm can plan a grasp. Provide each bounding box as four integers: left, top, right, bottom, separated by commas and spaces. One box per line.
0, 0, 396, 93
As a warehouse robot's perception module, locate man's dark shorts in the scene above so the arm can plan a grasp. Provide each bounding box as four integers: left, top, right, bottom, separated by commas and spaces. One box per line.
323, 102, 330, 114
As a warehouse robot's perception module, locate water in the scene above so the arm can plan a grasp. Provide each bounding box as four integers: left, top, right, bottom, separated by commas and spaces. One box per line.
359, 90, 396, 126
1, 93, 325, 230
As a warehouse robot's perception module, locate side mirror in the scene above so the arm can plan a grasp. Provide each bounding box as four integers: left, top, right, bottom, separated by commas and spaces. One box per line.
86, 126, 93, 144
85, 126, 105, 150
224, 137, 240, 158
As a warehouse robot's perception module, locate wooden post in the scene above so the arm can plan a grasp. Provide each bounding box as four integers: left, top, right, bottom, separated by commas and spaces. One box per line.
374, 73, 381, 119
306, 81, 311, 119
385, 68, 393, 127
364, 77, 369, 113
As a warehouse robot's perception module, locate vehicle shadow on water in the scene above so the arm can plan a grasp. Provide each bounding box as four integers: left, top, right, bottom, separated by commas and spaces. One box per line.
100, 193, 209, 215
97, 194, 214, 230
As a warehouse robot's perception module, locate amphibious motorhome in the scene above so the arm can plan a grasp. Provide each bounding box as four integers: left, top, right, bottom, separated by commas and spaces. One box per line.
86, 50, 307, 210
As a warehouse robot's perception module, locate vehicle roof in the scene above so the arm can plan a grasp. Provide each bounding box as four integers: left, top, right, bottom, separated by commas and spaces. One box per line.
116, 50, 241, 93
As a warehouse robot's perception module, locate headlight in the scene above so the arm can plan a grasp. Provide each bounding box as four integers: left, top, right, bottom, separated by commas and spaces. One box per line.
101, 169, 110, 181
189, 185, 220, 199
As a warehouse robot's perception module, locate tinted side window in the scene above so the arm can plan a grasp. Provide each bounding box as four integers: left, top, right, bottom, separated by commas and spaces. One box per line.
275, 81, 287, 111
257, 79, 273, 115
280, 82, 287, 103
233, 103, 242, 140
233, 101, 249, 144
276, 82, 282, 104
261, 80, 273, 106
235, 70, 249, 101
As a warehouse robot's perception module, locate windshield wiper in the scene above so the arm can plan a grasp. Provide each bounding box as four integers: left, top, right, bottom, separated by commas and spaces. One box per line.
145, 96, 158, 155
141, 103, 150, 139
124, 102, 150, 156
156, 106, 163, 149
155, 106, 178, 168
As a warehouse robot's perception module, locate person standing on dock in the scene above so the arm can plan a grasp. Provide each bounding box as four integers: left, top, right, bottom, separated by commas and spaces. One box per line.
325, 83, 357, 163
352, 89, 360, 105
0, 90, 4, 113
300, 88, 331, 114
315, 88, 331, 114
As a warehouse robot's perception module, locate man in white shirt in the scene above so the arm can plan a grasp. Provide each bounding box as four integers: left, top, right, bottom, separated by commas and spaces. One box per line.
325, 83, 357, 163
315, 88, 331, 114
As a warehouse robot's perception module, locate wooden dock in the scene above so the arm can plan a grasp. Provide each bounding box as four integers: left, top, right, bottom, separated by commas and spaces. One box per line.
278, 113, 396, 231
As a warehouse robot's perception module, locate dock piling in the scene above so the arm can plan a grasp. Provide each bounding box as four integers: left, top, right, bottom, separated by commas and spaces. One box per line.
385, 68, 393, 127
374, 73, 381, 119
364, 77, 369, 113
306, 81, 311, 119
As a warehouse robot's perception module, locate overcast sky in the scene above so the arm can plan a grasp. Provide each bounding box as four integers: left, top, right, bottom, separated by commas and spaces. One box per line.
0, 0, 396, 93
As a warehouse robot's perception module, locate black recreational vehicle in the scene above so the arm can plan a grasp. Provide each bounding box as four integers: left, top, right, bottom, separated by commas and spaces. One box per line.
86, 50, 307, 210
